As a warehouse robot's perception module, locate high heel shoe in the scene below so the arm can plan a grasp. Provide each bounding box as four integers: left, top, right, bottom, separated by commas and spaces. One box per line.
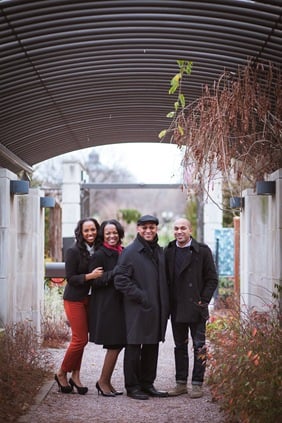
54, 374, 73, 394
96, 381, 115, 397
69, 378, 88, 395
111, 387, 123, 395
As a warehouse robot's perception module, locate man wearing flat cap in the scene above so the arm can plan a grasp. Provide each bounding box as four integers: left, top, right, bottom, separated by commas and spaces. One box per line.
114, 215, 169, 400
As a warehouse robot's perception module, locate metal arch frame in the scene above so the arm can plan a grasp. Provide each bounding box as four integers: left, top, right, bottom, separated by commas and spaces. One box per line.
1, 0, 281, 174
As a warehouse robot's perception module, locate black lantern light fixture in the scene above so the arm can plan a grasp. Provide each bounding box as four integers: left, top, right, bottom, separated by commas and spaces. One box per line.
40, 196, 55, 208
256, 181, 276, 196
230, 196, 244, 209
10, 180, 29, 195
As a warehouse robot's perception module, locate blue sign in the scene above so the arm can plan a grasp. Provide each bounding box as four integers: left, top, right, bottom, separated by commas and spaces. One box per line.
214, 228, 234, 276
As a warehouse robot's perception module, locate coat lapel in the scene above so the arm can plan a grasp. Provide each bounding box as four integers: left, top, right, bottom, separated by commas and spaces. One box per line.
179, 249, 192, 274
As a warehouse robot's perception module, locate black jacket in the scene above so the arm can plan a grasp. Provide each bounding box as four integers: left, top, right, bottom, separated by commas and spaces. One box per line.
63, 243, 91, 301
114, 237, 170, 344
88, 245, 126, 345
165, 238, 218, 323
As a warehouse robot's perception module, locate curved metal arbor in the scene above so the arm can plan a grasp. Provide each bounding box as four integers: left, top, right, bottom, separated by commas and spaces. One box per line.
1, 0, 281, 174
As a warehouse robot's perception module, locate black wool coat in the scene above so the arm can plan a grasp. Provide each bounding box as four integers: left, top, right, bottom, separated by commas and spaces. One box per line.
88, 246, 126, 345
114, 237, 170, 344
165, 238, 218, 323
63, 243, 91, 301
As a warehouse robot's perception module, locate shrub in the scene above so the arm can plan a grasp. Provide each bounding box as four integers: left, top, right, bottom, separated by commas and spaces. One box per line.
207, 301, 282, 423
0, 282, 70, 421
0, 322, 53, 422
42, 279, 70, 348
215, 276, 234, 309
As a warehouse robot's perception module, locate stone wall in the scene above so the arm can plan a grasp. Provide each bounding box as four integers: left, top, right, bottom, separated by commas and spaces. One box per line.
240, 169, 282, 312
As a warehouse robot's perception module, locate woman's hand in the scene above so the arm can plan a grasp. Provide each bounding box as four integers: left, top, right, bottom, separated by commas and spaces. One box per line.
85, 267, 103, 281
91, 267, 104, 279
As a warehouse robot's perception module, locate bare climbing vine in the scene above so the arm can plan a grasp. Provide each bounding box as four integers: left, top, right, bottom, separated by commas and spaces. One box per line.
160, 59, 282, 197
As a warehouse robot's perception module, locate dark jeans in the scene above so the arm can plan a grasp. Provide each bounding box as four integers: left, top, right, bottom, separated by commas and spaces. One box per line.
171, 319, 207, 385
124, 343, 159, 392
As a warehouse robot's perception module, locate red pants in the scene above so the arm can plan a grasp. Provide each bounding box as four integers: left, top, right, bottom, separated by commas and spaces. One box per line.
61, 298, 89, 373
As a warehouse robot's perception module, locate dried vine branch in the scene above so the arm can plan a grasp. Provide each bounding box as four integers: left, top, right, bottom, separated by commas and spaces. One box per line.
162, 60, 282, 195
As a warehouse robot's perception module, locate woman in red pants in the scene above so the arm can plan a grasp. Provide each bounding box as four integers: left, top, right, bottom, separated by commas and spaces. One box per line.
55, 217, 103, 394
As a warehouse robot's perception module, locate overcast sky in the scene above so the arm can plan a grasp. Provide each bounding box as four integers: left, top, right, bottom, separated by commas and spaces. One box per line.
95, 142, 183, 183
35, 142, 184, 184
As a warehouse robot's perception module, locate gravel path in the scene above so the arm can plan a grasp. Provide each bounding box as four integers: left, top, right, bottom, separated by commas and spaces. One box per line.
18, 323, 226, 423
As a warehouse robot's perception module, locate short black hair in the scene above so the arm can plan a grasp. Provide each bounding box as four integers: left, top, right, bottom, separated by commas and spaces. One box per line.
98, 219, 125, 244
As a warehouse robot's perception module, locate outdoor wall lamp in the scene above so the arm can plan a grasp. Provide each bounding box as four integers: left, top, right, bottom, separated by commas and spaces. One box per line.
256, 181, 276, 196
10, 180, 29, 195
40, 196, 55, 208
230, 196, 244, 209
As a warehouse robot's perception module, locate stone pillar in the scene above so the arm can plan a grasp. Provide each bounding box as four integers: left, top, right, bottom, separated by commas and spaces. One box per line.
62, 160, 82, 258
0, 169, 44, 331
0, 168, 16, 327
14, 188, 44, 330
268, 168, 282, 313
233, 216, 240, 298
203, 174, 223, 254
240, 169, 282, 311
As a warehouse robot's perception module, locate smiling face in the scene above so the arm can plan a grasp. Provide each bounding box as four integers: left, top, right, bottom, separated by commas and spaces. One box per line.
137, 222, 158, 242
82, 220, 98, 246
103, 223, 120, 246
173, 218, 192, 247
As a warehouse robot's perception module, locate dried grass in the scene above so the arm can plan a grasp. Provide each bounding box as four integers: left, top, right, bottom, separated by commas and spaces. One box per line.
0, 322, 53, 422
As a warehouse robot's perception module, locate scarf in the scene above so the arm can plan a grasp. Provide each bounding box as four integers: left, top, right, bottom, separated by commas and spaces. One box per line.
85, 242, 95, 256
103, 241, 123, 255
137, 233, 159, 264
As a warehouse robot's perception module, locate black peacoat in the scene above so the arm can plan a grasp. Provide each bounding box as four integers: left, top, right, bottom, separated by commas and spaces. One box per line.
165, 238, 218, 323
88, 246, 126, 345
63, 244, 91, 301
114, 237, 170, 344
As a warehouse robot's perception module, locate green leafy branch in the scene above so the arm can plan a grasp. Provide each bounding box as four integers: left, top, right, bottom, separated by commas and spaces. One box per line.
158, 60, 193, 140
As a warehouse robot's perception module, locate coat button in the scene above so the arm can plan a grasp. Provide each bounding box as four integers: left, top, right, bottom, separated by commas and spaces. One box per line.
189, 283, 192, 287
